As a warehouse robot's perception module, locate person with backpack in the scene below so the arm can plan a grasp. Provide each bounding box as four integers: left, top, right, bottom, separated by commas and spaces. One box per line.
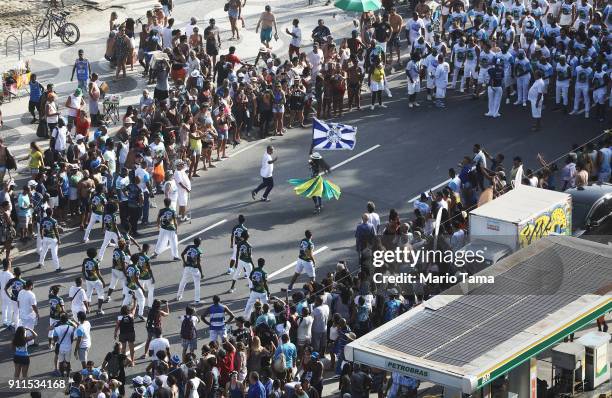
102, 342, 130, 396
180, 305, 201, 360
382, 288, 403, 324
273, 333, 297, 383
143, 298, 170, 359
352, 296, 371, 337
114, 296, 137, 366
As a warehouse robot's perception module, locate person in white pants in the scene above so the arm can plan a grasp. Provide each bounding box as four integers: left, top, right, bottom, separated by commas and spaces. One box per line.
106, 240, 130, 302
151, 198, 180, 260
122, 254, 145, 319
405, 53, 421, 108
485, 60, 504, 118
174, 161, 192, 222
460, 38, 479, 93
528, 71, 546, 131
17, 280, 39, 346
178, 237, 204, 303
229, 231, 254, 293
450, 39, 467, 89
591, 64, 608, 122
83, 185, 106, 243
136, 244, 155, 309
4, 266, 24, 328
513, 50, 532, 106
244, 258, 270, 317
164, 171, 178, 211
98, 203, 120, 262
38, 208, 62, 271
69, 278, 90, 322
570, 60, 593, 118
82, 248, 107, 315
0, 259, 15, 327
555, 56, 571, 111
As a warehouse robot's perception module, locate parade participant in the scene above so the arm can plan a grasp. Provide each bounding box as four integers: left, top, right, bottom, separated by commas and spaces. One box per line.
151, 198, 180, 260
434, 54, 450, 108
174, 160, 191, 222
123, 254, 146, 320
591, 62, 608, 122
554, 54, 571, 112
388, 8, 404, 65
1, 260, 14, 327
485, 59, 504, 118
107, 239, 130, 302
289, 152, 340, 212
569, 57, 593, 118
513, 49, 532, 106
136, 244, 155, 310
83, 184, 106, 243
4, 266, 25, 329
48, 285, 64, 349
38, 207, 62, 271
405, 53, 421, 108
424, 47, 439, 101
528, 70, 546, 131
99, 202, 120, 261
229, 230, 254, 294
82, 248, 107, 315
201, 295, 235, 343
17, 280, 39, 345
450, 36, 467, 90
178, 237, 204, 303
288, 230, 316, 290
163, 171, 178, 211
245, 258, 270, 317
461, 36, 480, 94
476, 43, 495, 98
69, 277, 89, 321
252, 146, 277, 202
71, 49, 92, 92
228, 214, 247, 275
125, 174, 144, 236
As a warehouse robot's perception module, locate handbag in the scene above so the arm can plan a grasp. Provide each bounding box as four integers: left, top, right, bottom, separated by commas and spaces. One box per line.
273, 351, 286, 373
5, 148, 16, 170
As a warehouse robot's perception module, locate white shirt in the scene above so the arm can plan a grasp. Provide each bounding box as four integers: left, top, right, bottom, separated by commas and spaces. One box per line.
53, 323, 75, 353
135, 166, 150, 193
528, 78, 545, 102
103, 150, 117, 175
260, 153, 274, 178
184, 23, 198, 37
307, 50, 324, 71
366, 212, 380, 233
164, 180, 178, 203
434, 62, 450, 87
69, 285, 88, 311
162, 27, 173, 49
174, 169, 191, 192
296, 315, 313, 341
0, 269, 14, 297
289, 26, 302, 47
67, 94, 82, 117
76, 320, 92, 348
149, 337, 170, 357
53, 126, 67, 152
17, 289, 36, 319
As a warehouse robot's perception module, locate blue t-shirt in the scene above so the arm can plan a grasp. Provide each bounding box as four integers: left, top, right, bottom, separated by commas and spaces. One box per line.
247, 381, 266, 398
275, 342, 297, 368
29, 82, 44, 102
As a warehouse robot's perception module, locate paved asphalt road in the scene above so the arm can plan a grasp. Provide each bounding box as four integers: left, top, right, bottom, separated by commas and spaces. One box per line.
0, 0, 609, 395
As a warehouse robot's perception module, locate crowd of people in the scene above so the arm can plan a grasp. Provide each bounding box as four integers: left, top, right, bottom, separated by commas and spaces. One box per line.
0, 0, 610, 397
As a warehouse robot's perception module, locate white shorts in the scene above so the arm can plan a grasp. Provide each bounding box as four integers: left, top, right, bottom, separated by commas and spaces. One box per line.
478, 68, 490, 84
530, 99, 542, 118
426, 75, 435, 89
49, 318, 59, 338
370, 81, 385, 92
593, 88, 606, 104
295, 259, 316, 278
435, 87, 447, 99
58, 351, 71, 363
464, 63, 477, 79
229, 245, 237, 262
178, 190, 189, 207
209, 328, 227, 343
49, 196, 59, 208
407, 79, 420, 95
442, 6, 450, 15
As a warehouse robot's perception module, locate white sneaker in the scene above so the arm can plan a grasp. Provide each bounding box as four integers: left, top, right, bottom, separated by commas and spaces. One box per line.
176, 295, 183, 302
493, 113, 501, 118
83, 239, 89, 243
380, 104, 388, 108
522, 102, 526, 107
413, 102, 420, 107
569, 110, 576, 115
108, 242, 116, 247
226, 268, 233, 275
459, 88, 465, 93
585, 112, 589, 119
506, 98, 510, 104
408, 103, 413, 108
513, 101, 521, 105
370, 104, 375, 110
427, 94, 432, 101
228, 288, 235, 293
484, 113, 492, 117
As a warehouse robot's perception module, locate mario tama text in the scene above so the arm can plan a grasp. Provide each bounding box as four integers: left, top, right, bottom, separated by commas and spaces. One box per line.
372, 272, 495, 285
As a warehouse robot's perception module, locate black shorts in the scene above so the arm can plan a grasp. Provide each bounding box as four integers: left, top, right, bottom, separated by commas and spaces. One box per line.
28, 101, 41, 115
154, 88, 169, 102
206, 44, 219, 56
119, 332, 136, 343
14, 355, 30, 365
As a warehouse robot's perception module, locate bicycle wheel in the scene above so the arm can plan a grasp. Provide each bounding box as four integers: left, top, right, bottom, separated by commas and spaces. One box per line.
59, 22, 80, 45
36, 20, 50, 39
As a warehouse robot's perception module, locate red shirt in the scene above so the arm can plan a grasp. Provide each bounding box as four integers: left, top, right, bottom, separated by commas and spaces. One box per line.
218, 351, 235, 386
226, 53, 241, 67
75, 115, 90, 137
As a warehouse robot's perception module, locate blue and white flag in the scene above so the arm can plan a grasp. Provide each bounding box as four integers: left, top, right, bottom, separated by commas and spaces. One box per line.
311, 118, 357, 151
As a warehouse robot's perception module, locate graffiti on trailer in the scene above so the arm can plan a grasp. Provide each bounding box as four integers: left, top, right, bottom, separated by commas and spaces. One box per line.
519, 205, 571, 248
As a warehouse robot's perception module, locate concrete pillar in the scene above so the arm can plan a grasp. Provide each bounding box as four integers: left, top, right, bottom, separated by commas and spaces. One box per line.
507, 359, 536, 398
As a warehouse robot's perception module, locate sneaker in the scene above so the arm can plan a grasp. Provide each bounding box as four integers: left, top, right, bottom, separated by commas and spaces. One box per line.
104, 297, 111, 303
37, 264, 43, 269
183, 216, 191, 221
137, 315, 145, 322
176, 295, 183, 301
459, 88, 465, 93
408, 103, 413, 108
226, 268, 233, 275
228, 288, 234, 293
108, 242, 116, 247
522, 102, 526, 107
585, 113, 589, 119
287, 284, 294, 291
150, 253, 158, 259
569, 110, 576, 115
484, 113, 492, 117
83, 239, 89, 243
427, 94, 432, 101
98, 309, 105, 315
513, 101, 521, 105
380, 104, 388, 108
506, 98, 510, 104
414, 102, 420, 107
173, 257, 181, 261
55, 268, 63, 272
260, 197, 270, 202
493, 113, 501, 118
370, 104, 375, 110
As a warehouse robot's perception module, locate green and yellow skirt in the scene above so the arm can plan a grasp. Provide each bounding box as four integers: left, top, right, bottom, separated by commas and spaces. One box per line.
288, 175, 341, 200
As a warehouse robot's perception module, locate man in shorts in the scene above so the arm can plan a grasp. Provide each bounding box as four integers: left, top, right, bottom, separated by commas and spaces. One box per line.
288, 230, 316, 291
256, 5, 278, 49
388, 8, 403, 65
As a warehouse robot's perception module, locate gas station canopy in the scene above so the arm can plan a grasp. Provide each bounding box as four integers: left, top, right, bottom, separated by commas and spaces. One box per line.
345, 236, 612, 394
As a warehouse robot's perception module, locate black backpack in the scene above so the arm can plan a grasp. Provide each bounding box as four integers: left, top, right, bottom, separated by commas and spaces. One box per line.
256, 322, 274, 347
180, 315, 197, 340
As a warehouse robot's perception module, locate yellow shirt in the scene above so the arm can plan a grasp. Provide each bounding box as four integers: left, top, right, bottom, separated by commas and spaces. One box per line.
371, 66, 385, 83
29, 150, 43, 169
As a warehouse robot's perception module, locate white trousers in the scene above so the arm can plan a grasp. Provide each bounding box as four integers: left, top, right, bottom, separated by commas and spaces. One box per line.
141, 279, 155, 307
232, 259, 252, 283
1, 292, 13, 325
154, 229, 179, 257
487, 86, 502, 116
556, 83, 569, 106
109, 269, 127, 293
245, 291, 268, 318
86, 279, 105, 301
593, 88, 606, 105
122, 288, 145, 316
573, 85, 590, 113
39, 237, 60, 270
84, 213, 103, 241
99, 231, 119, 261
517, 76, 530, 103
9, 300, 19, 326
177, 267, 201, 302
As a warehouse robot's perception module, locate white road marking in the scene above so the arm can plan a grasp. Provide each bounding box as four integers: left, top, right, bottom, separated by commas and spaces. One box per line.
407, 179, 450, 203
268, 246, 329, 279
134, 342, 146, 351
329, 145, 381, 171
156, 219, 228, 254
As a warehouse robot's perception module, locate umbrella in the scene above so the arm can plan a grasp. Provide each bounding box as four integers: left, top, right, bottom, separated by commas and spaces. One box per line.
334, 0, 382, 12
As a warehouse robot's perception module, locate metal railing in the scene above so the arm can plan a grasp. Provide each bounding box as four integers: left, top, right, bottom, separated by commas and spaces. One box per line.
20, 28, 37, 56
4, 34, 21, 60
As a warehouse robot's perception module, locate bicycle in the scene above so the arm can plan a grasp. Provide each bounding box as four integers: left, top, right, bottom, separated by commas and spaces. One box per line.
36, 6, 80, 46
